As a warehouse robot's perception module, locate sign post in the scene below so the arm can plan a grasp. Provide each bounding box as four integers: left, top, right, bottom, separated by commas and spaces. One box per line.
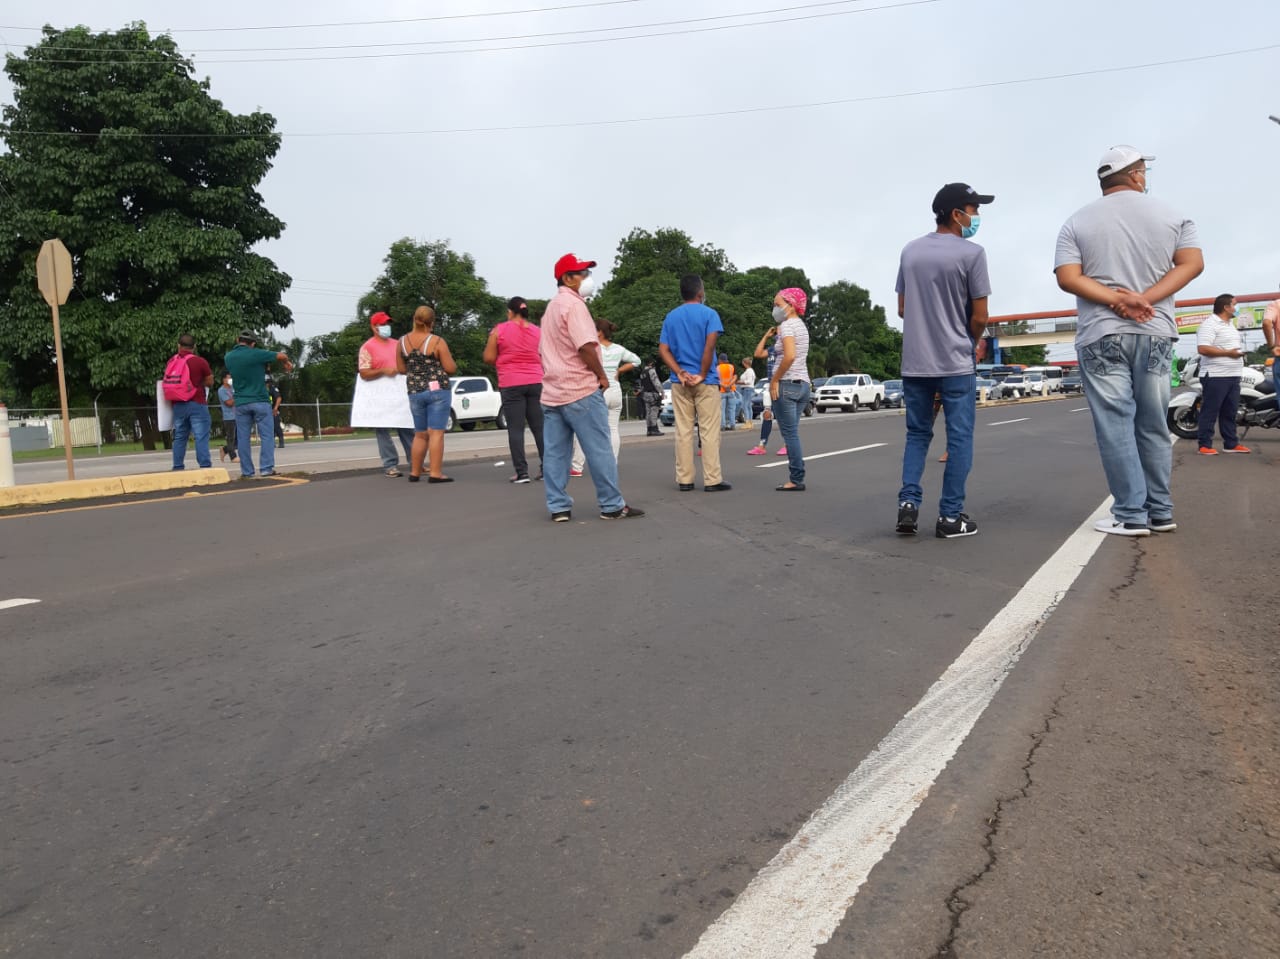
35, 239, 75, 481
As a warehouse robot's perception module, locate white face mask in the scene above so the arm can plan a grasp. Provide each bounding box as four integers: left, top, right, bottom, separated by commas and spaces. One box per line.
578, 275, 596, 298
771, 305, 788, 324
376, 325, 391, 338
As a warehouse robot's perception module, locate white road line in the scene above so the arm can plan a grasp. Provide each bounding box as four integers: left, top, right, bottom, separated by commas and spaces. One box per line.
1070, 407, 1090, 413
754, 443, 887, 468
682, 498, 1114, 959
0, 598, 41, 611
987, 417, 1029, 426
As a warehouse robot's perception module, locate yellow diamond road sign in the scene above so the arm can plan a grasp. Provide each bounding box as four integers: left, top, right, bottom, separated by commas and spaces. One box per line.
36, 238, 73, 307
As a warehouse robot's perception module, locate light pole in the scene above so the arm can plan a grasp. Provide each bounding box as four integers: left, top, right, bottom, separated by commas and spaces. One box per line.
1270, 115, 1280, 126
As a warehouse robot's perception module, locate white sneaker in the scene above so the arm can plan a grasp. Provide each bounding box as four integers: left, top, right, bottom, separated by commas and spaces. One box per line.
1094, 518, 1151, 537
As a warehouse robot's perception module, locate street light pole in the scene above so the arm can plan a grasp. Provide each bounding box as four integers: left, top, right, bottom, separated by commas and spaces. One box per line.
1270, 115, 1280, 126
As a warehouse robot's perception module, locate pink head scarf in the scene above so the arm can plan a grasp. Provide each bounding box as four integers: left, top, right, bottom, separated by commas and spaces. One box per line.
779, 288, 808, 316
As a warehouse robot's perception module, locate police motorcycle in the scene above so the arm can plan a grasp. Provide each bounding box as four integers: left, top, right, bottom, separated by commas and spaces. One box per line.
1166, 354, 1280, 439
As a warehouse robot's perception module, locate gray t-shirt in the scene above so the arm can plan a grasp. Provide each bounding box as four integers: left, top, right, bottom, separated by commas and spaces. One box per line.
895, 232, 991, 377
1054, 191, 1200, 349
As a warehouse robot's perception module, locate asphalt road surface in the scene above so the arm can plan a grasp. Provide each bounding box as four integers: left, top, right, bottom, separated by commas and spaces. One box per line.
3, 402, 1277, 958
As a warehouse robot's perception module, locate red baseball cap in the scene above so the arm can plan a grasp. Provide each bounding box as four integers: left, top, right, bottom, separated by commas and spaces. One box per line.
370, 311, 391, 330
553, 253, 597, 280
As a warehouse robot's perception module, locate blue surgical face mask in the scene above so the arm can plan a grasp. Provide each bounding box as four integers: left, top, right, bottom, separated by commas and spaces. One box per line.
960, 213, 981, 239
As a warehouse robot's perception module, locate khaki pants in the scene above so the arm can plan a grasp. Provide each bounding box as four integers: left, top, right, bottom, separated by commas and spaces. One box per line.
672, 382, 723, 486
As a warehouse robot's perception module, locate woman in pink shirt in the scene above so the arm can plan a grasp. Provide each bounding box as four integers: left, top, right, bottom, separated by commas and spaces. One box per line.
483, 297, 545, 484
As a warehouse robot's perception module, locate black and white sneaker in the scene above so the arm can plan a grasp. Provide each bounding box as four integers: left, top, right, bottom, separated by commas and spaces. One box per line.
895, 502, 919, 535
511, 474, 531, 484
936, 513, 978, 538
1093, 518, 1150, 537
551, 511, 571, 523
1148, 516, 1177, 532
600, 505, 645, 520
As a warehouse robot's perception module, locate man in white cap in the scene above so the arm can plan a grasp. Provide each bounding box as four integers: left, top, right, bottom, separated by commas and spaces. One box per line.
1054, 145, 1204, 536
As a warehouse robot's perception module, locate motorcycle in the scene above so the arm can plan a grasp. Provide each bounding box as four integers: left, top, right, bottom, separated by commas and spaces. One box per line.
1166, 355, 1280, 439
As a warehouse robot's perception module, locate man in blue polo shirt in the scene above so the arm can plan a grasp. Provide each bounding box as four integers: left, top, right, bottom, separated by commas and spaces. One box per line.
224, 330, 293, 478
659, 274, 731, 493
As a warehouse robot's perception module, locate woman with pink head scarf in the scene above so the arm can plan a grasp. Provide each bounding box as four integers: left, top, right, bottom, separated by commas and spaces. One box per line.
767, 287, 811, 491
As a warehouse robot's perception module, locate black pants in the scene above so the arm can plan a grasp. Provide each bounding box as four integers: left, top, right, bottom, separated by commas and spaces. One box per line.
1197, 375, 1240, 449
222, 418, 238, 460
500, 383, 545, 477
273, 413, 285, 448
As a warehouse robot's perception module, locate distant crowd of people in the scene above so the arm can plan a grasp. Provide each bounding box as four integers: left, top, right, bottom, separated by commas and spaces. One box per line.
168, 143, 1231, 538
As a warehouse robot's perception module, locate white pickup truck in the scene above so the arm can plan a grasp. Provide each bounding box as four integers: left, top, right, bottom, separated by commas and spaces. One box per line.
814, 373, 885, 412
449, 375, 507, 432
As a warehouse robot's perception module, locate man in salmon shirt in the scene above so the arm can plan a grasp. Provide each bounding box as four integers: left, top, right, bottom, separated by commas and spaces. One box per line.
359, 311, 415, 477
538, 253, 645, 522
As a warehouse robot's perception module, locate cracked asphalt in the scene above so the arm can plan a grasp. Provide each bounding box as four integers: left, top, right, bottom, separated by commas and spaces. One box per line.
4, 404, 1278, 957
820, 441, 1280, 958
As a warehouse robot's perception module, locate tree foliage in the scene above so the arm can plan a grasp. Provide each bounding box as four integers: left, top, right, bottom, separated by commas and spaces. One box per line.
293, 238, 506, 405
588, 227, 899, 382
0, 24, 291, 417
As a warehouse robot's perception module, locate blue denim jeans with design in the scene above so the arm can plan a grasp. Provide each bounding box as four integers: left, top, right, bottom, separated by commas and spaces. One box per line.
1078, 333, 1174, 524
171, 400, 212, 470
771, 380, 810, 485
542, 390, 624, 515
899, 373, 975, 517
235, 401, 276, 476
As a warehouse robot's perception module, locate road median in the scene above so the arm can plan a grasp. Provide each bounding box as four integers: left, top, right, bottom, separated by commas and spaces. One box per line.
0, 467, 231, 509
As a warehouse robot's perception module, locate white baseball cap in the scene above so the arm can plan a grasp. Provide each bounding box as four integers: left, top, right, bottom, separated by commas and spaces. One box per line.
1097, 145, 1155, 179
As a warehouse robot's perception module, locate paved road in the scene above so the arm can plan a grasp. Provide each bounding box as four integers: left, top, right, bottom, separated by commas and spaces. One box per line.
3, 403, 1277, 957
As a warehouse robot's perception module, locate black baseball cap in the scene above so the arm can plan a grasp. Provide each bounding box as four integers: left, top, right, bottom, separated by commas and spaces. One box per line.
932, 183, 995, 217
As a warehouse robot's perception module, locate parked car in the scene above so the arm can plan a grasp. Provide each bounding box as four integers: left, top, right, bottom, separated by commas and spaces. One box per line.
882, 379, 904, 408
814, 373, 885, 412
1022, 372, 1046, 395
991, 374, 1040, 400
976, 377, 997, 399
659, 382, 674, 426
1061, 375, 1083, 394
449, 375, 506, 432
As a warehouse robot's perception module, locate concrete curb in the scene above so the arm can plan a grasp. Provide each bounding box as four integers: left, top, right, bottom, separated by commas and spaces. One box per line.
0, 468, 231, 508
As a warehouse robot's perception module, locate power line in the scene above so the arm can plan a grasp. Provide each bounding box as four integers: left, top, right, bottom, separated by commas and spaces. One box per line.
0, 0, 657, 34
11, 0, 891, 56
9, 42, 1278, 139
17, 0, 938, 64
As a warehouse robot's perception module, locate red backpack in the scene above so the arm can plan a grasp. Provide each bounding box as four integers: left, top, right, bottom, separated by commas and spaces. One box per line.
162, 353, 200, 402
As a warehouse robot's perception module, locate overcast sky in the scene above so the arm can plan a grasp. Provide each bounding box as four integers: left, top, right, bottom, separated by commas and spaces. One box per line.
4, 0, 1278, 355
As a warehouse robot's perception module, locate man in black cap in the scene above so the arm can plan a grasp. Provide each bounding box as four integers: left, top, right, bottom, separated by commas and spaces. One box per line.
224, 331, 293, 477
894, 182, 994, 539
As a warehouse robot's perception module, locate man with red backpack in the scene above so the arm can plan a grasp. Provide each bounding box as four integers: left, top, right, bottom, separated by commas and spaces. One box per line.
164, 333, 215, 471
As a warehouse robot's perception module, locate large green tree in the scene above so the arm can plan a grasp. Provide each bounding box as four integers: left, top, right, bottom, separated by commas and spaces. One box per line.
0, 24, 291, 442
296, 238, 506, 407
808, 281, 903, 380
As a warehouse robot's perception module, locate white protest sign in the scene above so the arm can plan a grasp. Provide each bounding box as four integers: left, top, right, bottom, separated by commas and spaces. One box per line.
350, 374, 414, 429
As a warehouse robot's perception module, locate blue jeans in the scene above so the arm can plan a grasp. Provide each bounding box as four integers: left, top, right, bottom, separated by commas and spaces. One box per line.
409, 389, 451, 431
1196, 375, 1240, 450
375, 427, 415, 469
542, 391, 624, 515
899, 374, 976, 517
737, 385, 756, 421
721, 390, 739, 428
772, 380, 810, 485
1078, 333, 1174, 524
235, 402, 275, 476
171, 400, 212, 470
